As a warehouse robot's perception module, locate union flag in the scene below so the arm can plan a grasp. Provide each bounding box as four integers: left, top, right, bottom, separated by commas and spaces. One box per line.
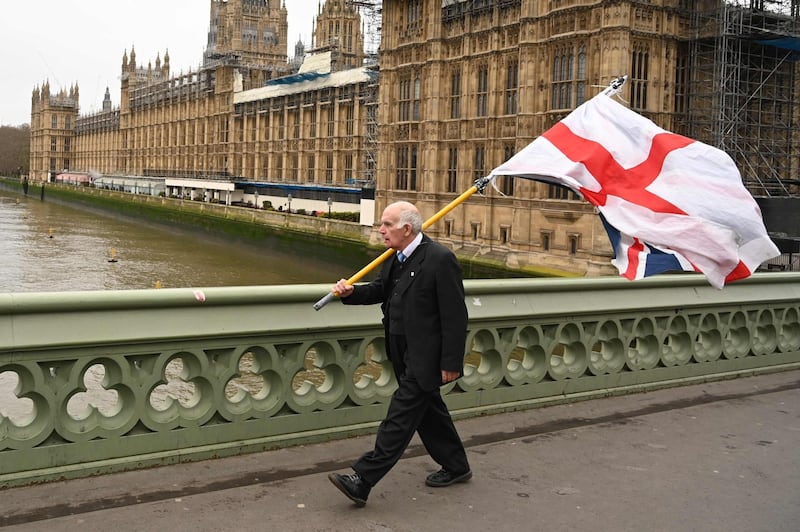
489, 91, 780, 288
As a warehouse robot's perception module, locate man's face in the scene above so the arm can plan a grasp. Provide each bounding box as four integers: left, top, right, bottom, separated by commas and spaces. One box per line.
379, 205, 412, 250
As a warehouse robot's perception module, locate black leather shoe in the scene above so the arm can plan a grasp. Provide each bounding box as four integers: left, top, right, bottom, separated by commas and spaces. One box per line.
328, 472, 371, 507
425, 467, 473, 487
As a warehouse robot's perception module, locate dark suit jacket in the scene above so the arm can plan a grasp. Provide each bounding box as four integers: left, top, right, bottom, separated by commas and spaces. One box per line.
343, 235, 468, 391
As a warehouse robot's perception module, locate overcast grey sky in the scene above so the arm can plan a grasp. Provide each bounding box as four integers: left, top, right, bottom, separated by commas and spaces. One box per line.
0, 0, 321, 126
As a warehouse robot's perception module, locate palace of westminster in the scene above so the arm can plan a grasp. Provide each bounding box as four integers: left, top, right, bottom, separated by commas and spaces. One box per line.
29, 0, 800, 276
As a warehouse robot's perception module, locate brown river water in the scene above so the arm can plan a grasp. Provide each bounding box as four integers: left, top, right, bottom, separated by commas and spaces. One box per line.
0, 189, 360, 292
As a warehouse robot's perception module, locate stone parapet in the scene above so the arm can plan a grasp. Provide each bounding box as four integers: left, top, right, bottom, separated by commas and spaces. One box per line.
1, 273, 799, 487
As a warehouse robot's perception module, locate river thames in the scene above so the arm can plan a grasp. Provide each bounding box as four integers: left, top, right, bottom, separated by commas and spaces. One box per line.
0, 188, 361, 293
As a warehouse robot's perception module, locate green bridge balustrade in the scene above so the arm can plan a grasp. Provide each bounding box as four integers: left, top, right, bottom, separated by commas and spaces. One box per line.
1, 273, 799, 487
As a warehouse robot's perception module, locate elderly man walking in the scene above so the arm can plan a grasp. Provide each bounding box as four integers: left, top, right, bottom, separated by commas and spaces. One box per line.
328, 201, 472, 507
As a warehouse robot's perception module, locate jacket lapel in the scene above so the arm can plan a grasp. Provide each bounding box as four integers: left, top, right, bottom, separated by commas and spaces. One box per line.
393, 238, 429, 296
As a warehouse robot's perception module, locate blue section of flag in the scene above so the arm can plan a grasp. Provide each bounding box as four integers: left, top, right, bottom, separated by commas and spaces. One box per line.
600, 214, 688, 278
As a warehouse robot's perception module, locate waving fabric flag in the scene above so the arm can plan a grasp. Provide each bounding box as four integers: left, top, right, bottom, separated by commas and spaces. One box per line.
489, 90, 780, 288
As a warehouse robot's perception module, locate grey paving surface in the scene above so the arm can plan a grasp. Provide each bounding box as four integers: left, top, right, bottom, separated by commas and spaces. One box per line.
2, 370, 799, 532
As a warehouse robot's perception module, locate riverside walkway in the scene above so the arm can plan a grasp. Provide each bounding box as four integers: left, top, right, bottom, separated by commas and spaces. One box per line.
2, 369, 798, 532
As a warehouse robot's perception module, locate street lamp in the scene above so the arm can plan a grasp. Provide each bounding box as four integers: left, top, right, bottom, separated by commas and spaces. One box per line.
287, 193, 292, 213
327, 197, 332, 217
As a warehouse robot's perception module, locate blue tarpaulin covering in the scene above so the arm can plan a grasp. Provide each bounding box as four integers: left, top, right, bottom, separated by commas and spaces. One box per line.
755, 38, 800, 55
266, 71, 329, 86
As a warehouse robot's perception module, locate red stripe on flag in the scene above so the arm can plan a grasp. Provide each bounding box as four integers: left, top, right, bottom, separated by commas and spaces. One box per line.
542, 122, 693, 215
624, 238, 645, 280
724, 261, 751, 284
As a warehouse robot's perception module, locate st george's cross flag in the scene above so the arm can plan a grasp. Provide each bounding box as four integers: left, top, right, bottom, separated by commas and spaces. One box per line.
488, 91, 780, 289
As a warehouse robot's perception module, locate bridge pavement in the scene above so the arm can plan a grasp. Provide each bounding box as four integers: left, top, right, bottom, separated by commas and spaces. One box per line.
2, 370, 798, 532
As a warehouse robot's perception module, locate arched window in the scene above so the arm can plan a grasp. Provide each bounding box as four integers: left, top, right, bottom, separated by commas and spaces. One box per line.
413, 77, 421, 121
631, 47, 650, 110
552, 44, 587, 109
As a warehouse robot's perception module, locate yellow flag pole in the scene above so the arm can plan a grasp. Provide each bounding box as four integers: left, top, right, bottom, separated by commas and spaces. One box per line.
313, 176, 492, 310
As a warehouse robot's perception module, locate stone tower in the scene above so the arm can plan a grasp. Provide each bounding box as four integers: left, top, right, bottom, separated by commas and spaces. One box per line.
29, 82, 79, 181
313, 0, 365, 69
102, 87, 112, 112
204, 0, 289, 67
291, 36, 306, 69
119, 46, 171, 112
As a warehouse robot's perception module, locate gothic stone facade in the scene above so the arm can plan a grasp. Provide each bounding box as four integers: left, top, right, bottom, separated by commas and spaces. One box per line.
36, 0, 784, 277
376, 0, 799, 274
30, 0, 375, 189
31, 0, 294, 183
374, 0, 694, 276
29, 83, 79, 180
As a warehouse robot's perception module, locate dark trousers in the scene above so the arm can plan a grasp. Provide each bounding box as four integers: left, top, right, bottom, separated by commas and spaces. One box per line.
352, 334, 470, 487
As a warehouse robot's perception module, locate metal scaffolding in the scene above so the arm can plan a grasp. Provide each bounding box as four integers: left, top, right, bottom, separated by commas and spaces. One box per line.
348, 0, 382, 64
679, 0, 800, 197
358, 64, 379, 185
349, 1, 382, 185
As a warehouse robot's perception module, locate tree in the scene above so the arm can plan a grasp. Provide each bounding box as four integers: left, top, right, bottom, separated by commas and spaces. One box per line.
0, 124, 30, 177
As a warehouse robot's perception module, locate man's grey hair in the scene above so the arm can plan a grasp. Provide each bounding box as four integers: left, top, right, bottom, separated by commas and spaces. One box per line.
396, 203, 423, 234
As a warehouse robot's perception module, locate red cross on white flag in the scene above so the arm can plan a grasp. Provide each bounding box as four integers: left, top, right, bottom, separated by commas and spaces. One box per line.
489, 91, 780, 288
